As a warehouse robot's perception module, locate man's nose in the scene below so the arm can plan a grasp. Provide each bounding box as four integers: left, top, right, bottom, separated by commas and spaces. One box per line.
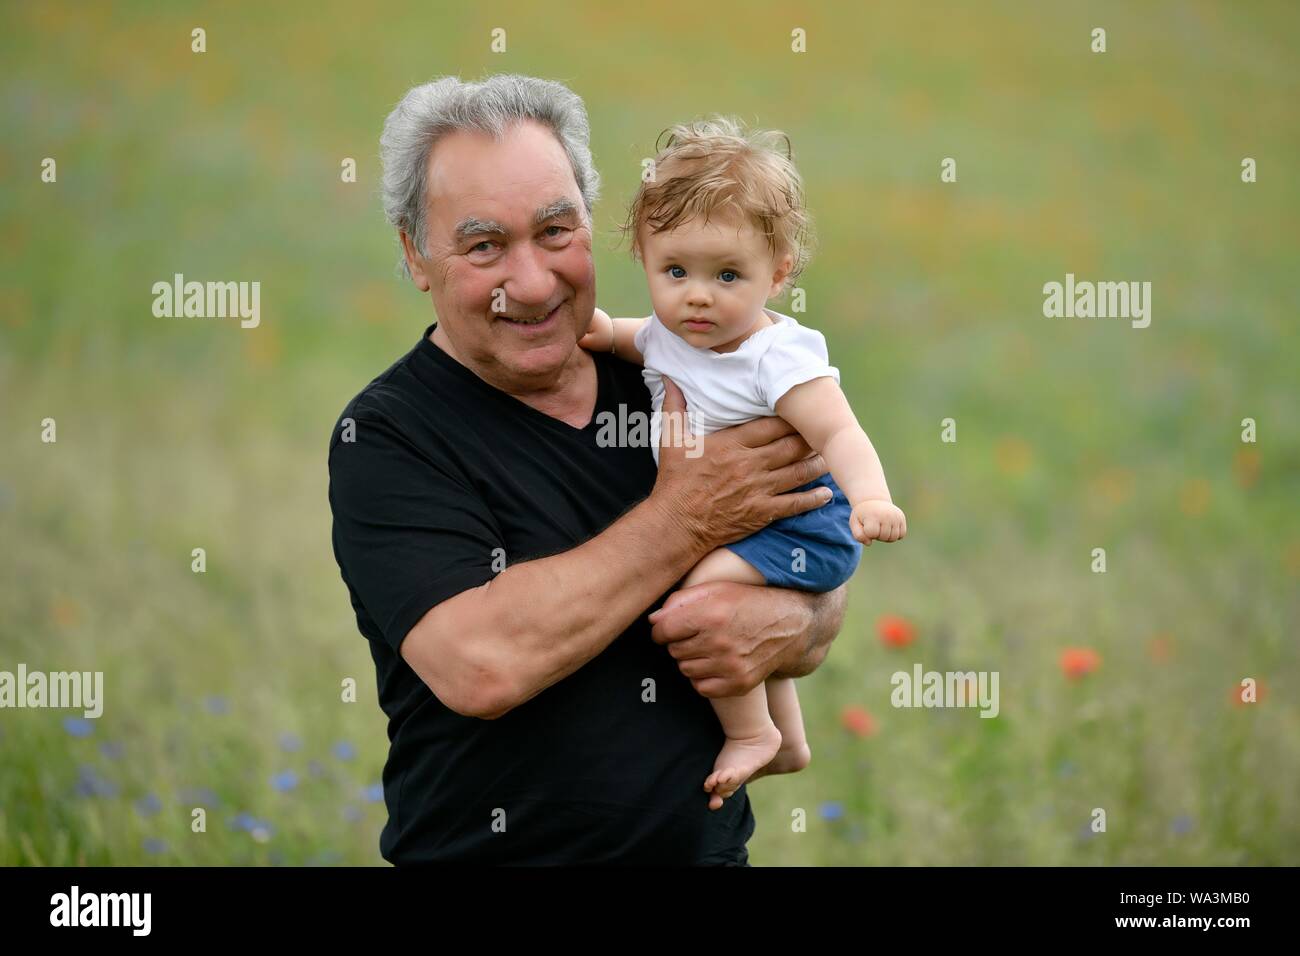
503, 243, 558, 306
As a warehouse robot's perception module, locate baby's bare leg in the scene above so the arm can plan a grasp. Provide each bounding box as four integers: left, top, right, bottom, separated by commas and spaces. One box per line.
752, 677, 812, 781
679, 548, 782, 810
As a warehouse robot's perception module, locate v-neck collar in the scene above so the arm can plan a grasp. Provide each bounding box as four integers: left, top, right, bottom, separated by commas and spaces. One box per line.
415, 323, 609, 436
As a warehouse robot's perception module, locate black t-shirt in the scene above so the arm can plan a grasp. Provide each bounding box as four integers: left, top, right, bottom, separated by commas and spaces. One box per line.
328, 323, 755, 864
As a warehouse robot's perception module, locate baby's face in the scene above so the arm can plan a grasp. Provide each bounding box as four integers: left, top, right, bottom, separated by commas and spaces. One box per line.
639, 212, 792, 351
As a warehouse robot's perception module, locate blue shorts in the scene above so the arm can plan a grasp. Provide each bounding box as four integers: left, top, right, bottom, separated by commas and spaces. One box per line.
724, 475, 862, 591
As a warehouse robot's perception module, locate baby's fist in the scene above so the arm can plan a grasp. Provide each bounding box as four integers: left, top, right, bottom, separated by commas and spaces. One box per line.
578, 307, 614, 353
851, 499, 907, 546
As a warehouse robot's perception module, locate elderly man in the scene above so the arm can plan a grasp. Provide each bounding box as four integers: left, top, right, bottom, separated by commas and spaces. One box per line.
328, 74, 847, 865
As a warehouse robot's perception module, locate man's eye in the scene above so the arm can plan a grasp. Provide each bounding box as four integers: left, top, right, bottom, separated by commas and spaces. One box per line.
469, 241, 495, 254
719, 270, 739, 282
668, 266, 686, 279
543, 225, 569, 238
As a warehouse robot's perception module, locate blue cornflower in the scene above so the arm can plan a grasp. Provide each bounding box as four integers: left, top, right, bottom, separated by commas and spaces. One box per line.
99, 740, 124, 760
62, 717, 94, 738
332, 741, 356, 762
74, 765, 118, 798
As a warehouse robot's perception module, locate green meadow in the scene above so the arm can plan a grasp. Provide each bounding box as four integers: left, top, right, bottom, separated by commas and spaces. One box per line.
1, 0, 1297, 865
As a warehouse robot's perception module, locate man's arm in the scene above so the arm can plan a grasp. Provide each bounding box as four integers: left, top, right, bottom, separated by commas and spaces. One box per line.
647, 580, 847, 698
402, 381, 832, 719
771, 583, 849, 678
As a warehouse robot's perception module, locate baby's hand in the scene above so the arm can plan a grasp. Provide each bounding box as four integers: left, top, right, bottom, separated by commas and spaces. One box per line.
578, 307, 614, 353
850, 499, 907, 546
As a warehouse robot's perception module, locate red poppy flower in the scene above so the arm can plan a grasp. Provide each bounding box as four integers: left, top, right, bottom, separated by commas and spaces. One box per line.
1230, 678, 1267, 707
877, 615, 916, 648
841, 706, 878, 737
1147, 633, 1173, 663
1060, 647, 1102, 680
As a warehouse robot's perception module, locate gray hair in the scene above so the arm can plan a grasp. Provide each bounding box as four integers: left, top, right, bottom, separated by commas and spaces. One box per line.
379, 74, 601, 279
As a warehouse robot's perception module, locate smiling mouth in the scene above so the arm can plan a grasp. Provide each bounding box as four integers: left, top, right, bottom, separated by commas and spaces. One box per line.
500, 304, 562, 326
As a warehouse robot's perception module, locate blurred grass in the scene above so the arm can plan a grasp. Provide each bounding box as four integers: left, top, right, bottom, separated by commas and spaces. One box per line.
1, 0, 1297, 865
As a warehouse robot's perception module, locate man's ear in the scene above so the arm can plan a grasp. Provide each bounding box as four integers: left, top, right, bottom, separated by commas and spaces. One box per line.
400, 231, 433, 293
769, 252, 794, 298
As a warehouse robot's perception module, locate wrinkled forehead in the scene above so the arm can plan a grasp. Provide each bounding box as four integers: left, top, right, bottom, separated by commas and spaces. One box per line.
426, 121, 584, 231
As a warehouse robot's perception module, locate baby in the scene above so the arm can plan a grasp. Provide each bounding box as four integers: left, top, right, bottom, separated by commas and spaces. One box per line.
580, 117, 907, 810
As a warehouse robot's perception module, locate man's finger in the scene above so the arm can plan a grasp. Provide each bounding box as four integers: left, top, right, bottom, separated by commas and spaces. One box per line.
661, 375, 686, 415
768, 484, 834, 522
728, 413, 798, 449
756, 433, 816, 470
767, 453, 828, 493
647, 582, 709, 624
649, 607, 703, 645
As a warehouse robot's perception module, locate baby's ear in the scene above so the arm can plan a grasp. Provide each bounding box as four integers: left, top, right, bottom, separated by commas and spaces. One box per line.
769, 252, 794, 297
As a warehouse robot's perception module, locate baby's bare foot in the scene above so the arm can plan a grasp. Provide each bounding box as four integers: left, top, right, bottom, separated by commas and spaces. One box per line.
749, 741, 812, 783
704, 723, 782, 810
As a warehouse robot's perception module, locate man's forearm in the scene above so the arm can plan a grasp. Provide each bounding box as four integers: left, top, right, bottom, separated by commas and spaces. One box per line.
769, 584, 848, 679
478, 496, 709, 710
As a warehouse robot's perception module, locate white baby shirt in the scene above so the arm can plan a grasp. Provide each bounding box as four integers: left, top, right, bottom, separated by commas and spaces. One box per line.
633, 307, 840, 465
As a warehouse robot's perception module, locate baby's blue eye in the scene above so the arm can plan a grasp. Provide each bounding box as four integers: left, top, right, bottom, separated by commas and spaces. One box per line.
668, 265, 686, 279
719, 270, 738, 282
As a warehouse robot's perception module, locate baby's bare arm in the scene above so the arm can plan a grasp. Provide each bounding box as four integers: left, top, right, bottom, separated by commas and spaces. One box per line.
610, 317, 647, 364
774, 377, 891, 506
578, 309, 648, 363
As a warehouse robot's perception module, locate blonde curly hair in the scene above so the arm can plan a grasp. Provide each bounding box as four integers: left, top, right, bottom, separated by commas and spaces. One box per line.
622, 116, 813, 291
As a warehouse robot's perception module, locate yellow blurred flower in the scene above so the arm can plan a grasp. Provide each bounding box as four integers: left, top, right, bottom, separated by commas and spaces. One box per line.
1089, 467, 1134, 507
1233, 447, 1260, 490
244, 325, 282, 369
1284, 541, 1300, 577
50, 596, 80, 629
1179, 478, 1211, 516
995, 436, 1033, 477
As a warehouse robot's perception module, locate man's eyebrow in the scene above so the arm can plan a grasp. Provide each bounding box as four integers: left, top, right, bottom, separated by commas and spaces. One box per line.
534, 198, 580, 225
454, 217, 507, 241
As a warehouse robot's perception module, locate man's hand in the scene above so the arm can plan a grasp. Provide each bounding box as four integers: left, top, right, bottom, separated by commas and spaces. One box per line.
850, 498, 907, 546
647, 581, 846, 698
651, 379, 833, 552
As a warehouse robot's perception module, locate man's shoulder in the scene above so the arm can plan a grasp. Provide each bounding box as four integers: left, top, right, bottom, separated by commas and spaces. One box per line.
329, 377, 408, 457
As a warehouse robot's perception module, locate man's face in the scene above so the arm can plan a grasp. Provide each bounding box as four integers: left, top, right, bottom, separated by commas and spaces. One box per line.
403, 120, 595, 386
639, 211, 791, 352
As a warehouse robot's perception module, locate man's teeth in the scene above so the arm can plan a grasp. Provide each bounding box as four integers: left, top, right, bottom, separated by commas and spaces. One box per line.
503, 307, 555, 325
